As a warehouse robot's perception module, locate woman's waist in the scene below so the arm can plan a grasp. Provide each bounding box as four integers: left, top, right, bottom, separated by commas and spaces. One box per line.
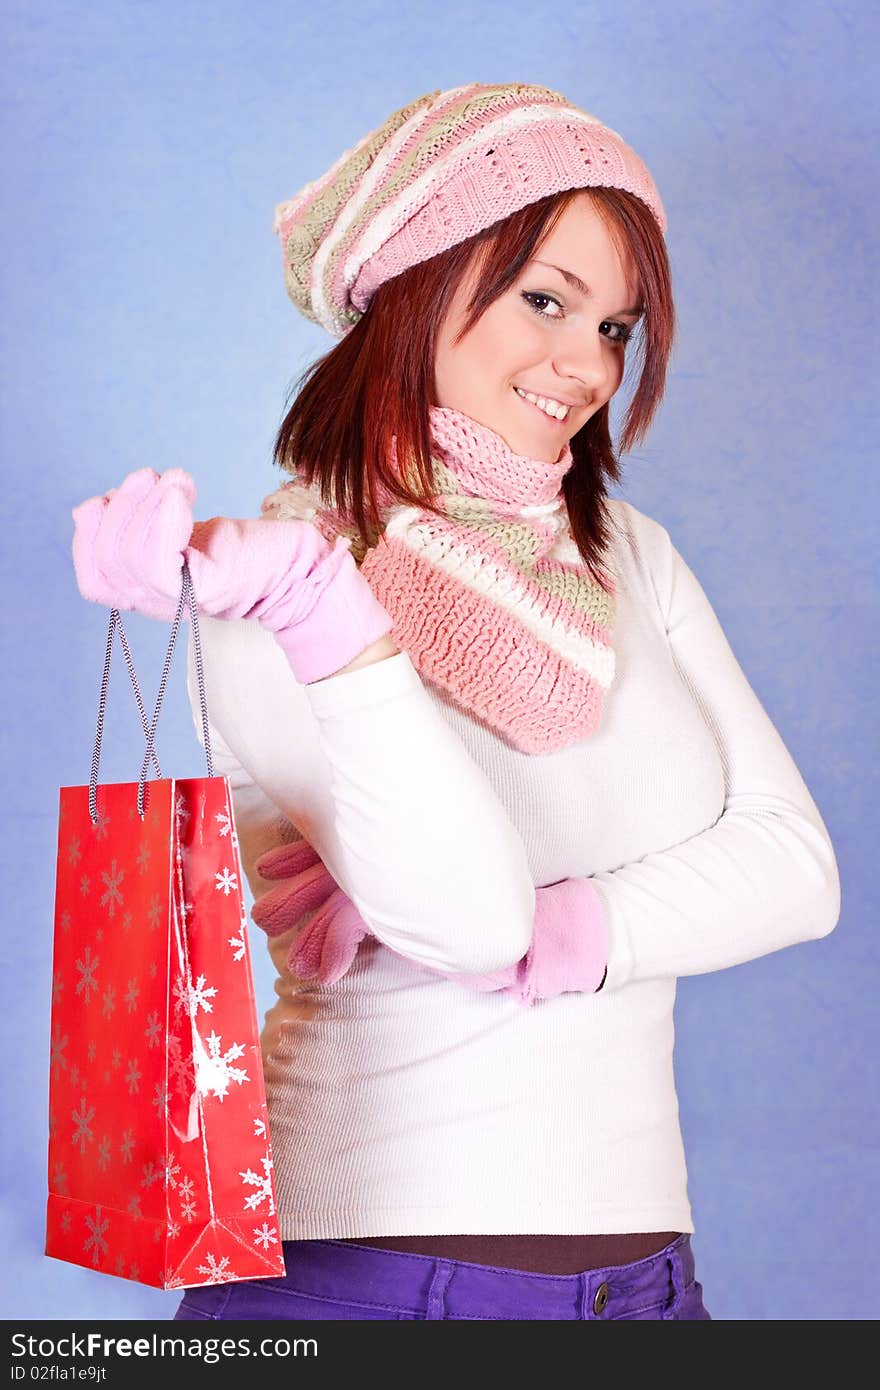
340, 1232, 683, 1273
262, 981, 678, 1107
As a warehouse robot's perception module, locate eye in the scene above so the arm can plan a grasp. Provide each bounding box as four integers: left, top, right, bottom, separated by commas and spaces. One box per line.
601, 320, 634, 347
521, 291, 565, 320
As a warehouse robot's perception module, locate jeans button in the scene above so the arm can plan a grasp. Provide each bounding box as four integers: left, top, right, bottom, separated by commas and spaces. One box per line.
593, 1281, 609, 1316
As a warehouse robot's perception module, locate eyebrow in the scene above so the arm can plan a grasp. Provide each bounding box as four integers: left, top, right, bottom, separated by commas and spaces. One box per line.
530, 260, 645, 318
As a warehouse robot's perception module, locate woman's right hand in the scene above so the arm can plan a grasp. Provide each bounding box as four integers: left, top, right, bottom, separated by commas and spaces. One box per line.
71, 467, 395, 683
71, 467, 197, 623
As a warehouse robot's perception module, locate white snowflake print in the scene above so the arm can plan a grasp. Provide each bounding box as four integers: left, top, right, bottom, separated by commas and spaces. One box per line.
79, 874, 91, 897
114, 1255, 126, 1277
87, 1039, 97, 1063
95, 926, 104, 943
240, 1153, 275, 1217
147, 894, 163, 931
91, 808, 111, 841
97, 1136, 112, 1171
195, 1032, 249, 1101
121, 910, 132, 933
60, 909, 72, 934
52, 972, 64, 1004
196, 1253, 232, 1284
111, 1047, 122, 1070
214, 866, 238, 897
167, 1219, 180, 1240
119, 1129, 134, 1163
50, 1026, 69, 1074
151, 1082, 168, 1118
74, 945, 99, 1004
171, 975, 190, 1017
148, 959, 158, 980
99, 858, 125, 918
163, 1154, 181, 1190
136, 841, 151, 875
124, 1058, 142, 1095
144, 1011, 162, 1048
253, 1118, 266, 1139
167, 1033, 195, 1098
228, 915, 247, 962
124, 978, 139, 1013
52, 1164, 68, 1194
69, 1063, 81, 1089
83, 1207, 109, 1266
129, 1262, 140, 1279
67, 836, 82, 866
71, 1098, 95, 1155
127, 1195, 143, 1221
60, 1210, 72, 1233
174, 792, 191, 828
101, 985, 116, 1018
173, 973, 217, 1019
253, 1223, 278, 1252
214, 808, 239, 848
178, 1176, 195, 1203
179, 1195, 197, 1223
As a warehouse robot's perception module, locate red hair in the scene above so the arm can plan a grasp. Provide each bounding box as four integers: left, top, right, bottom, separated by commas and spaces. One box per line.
272, 187, 676, 587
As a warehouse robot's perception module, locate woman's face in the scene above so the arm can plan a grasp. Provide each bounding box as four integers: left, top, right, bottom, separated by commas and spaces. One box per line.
433, 192, 642, 463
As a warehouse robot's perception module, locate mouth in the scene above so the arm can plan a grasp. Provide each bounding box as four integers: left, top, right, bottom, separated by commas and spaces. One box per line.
512, 385, 573, 425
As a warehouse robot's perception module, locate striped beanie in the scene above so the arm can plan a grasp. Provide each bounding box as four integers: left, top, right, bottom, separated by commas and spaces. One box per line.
272, 82, 666, 339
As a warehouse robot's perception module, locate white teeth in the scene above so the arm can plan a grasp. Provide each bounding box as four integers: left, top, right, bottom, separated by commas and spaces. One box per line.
514, 387, 569, 421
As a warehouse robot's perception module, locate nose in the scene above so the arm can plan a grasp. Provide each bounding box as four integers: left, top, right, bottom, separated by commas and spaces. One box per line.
552, 328, 619, 402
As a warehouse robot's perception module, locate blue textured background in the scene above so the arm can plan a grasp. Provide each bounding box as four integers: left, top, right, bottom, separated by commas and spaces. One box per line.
3, 0, 877, 1321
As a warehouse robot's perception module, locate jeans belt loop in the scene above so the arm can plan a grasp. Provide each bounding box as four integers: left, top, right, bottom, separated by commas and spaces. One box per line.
663, 1242, 687, 1318
425, 1258, 456, 1320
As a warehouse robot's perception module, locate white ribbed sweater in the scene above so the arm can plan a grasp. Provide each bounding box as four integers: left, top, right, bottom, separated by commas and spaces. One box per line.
185, 497, 840, 1238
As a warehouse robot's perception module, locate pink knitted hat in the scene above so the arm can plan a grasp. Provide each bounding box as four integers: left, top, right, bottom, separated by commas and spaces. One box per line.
273, 82, 666, 339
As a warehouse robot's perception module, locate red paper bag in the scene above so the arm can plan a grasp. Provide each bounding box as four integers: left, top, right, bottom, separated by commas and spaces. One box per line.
46, 562, 285, 1289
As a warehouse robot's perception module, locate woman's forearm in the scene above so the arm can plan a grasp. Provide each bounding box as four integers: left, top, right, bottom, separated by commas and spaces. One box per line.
308, 633, 401, 682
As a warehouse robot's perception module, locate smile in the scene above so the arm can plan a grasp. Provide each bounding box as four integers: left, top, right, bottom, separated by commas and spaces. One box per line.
513, 386, 571, 422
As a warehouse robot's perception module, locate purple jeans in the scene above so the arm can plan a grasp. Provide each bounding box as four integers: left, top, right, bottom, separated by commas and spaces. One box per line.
173, 1233, 711, 1320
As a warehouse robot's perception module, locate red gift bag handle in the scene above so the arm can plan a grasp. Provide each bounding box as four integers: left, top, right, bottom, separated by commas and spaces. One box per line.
88, 558, 215, 826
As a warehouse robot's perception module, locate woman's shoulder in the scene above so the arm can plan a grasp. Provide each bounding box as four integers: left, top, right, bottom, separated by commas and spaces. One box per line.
601, 497, 678, 618
604, 495, 676, 568
605, 496, 673, 553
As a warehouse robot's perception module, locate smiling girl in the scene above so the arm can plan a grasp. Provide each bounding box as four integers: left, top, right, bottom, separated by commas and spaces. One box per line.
72, 82, 840, 1321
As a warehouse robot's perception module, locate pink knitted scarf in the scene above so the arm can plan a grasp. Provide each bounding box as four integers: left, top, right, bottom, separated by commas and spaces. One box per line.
261, 406, 617, 753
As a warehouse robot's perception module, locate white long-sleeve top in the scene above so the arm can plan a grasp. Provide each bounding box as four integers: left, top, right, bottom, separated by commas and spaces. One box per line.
185, 497, 840, 1237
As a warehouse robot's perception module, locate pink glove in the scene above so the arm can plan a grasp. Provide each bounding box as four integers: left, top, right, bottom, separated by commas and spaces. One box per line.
71, 466, 394, 685
252, 838, 370, 985
252, 838, 607, 1003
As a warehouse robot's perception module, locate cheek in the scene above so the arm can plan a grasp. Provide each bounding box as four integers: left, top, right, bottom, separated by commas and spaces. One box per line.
474, 308, 541, 377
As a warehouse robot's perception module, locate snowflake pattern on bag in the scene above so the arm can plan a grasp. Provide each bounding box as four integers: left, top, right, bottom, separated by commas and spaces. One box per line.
46, 775, 283, 1289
